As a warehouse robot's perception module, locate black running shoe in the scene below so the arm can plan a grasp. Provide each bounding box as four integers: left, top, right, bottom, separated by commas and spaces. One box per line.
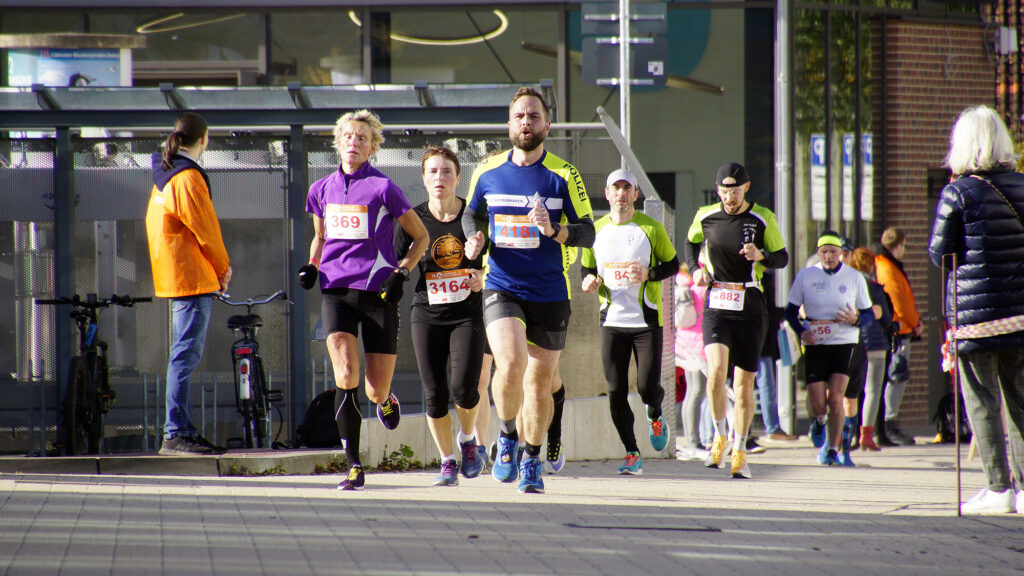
376, 392, 401, 430
338, 465, 365, 490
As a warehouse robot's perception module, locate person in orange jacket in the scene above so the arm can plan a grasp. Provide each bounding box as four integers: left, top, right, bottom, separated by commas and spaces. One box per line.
146, 112, 232, 456
873, 227, 922, 446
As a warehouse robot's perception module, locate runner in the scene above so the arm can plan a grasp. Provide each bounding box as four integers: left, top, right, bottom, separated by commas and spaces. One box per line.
785, 231, 873, 466
395, 146, 486, 486
462, 86, 595, 493
298, 109, 428, 490
683, 162, 788, 479
581, 168, 679, 475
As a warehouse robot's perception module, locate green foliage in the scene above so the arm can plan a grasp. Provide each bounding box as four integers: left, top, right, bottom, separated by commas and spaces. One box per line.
371, 444, 424, 472
313, 457, 346, 475
225, 463, 287, 476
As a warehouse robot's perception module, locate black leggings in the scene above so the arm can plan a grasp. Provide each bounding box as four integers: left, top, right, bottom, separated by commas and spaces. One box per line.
411, 319, 484, 419
601, 325, 665, 453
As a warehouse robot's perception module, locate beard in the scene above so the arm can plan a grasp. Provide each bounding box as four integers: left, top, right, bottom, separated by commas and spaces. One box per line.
510, 129, 546, 152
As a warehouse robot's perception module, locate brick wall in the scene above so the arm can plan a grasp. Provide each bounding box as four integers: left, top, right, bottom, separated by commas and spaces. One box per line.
871, 20, 994, 427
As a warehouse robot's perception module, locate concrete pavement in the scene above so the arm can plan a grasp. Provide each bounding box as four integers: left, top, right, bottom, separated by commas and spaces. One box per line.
1, 439, 1022, 575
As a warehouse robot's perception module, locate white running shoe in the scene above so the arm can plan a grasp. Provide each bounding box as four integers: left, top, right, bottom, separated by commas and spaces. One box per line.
961, 488, 1015, 515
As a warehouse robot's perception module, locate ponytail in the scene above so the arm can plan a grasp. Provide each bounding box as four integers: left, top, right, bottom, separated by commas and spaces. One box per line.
161, 113, 208, 171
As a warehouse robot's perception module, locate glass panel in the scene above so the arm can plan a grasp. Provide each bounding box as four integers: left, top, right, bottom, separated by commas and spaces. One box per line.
794, 8, 827, 266
89, 13, 263, 62
0, 138, 57, 454
385, 8, 558, 84
268, 11, 362, 85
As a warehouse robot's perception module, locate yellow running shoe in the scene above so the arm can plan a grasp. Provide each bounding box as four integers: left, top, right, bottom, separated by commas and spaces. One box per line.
731, 450, 751, 479
703, 436, 728, 468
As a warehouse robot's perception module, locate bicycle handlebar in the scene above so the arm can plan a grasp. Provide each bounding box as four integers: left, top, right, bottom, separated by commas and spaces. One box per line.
215, 290, 288, 308
34, 294, 153, 309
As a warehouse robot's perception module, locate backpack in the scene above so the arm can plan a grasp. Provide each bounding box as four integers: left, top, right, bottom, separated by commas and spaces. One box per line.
295, 389, 342, 448
933, 392, 971, 444
675, 284, 698, 329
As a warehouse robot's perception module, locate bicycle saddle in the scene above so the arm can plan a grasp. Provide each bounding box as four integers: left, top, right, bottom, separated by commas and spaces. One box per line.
227, 314, 263, 330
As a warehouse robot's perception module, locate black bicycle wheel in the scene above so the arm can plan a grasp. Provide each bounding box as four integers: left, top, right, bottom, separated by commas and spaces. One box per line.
63, 357, 90, 455
250, 356, 269, 449
86, 355, 111, 453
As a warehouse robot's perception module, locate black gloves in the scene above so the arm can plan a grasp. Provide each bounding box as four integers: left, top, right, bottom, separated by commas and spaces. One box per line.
297, 264, 318, 290
379, 268, 408, 305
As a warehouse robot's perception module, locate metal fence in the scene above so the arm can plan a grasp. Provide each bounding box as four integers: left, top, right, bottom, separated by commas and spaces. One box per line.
0, 124, 673, 456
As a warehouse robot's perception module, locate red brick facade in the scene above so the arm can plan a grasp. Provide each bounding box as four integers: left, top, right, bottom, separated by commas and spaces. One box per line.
871, 20, 994, 427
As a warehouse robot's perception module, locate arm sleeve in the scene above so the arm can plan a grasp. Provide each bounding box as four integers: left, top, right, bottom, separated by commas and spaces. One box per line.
785, 303, 805, 336
563, 217, 595, 248
762, 248, 789, 269
683, 241, 702, 274
649, 255, 680, 282
760, 209, 789, 269
857, 308, 875, 328
461, 202, 489, 245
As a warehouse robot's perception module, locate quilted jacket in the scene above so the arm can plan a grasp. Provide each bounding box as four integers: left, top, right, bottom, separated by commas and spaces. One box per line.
928, 167, 1024, 353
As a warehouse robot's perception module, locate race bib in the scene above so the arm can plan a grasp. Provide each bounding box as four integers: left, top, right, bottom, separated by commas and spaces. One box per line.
325, 204, 369, 240
494, 214, 539, 249
807, 319, 838, 343
603, 262, 632, 290
425, 269, 471, 305
708, 282, 745, 311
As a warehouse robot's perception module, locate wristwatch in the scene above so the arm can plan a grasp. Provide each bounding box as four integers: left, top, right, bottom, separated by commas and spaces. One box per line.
547, 222, 562, 238
396, 266, 410, 279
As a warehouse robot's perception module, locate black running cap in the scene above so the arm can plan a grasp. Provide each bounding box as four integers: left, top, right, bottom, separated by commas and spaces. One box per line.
715, 162, 749, 187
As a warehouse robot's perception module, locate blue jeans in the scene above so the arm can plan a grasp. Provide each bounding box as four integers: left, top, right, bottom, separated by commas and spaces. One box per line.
164, 295, 213, 439
755, 356, 782, 435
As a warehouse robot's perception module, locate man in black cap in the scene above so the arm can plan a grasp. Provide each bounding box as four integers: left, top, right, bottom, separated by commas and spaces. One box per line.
683, 162, 789, 479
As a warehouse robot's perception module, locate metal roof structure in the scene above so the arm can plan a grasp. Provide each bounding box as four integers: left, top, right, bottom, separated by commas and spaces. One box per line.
0, 81, 555, 130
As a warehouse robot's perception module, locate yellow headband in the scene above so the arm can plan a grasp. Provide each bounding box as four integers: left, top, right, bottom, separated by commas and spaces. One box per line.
817, 235, 843, 248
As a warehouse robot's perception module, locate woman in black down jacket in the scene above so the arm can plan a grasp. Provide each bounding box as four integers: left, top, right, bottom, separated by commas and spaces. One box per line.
929, 105, 1024, 516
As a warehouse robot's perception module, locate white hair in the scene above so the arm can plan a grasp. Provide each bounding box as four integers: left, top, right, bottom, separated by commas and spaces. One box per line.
945, 105, 1018, 175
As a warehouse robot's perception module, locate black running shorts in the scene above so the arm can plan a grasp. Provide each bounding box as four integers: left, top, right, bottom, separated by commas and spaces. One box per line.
321, 287, 399, 355
482, 289, 571, 351
804, 343, 856, 384
702, 310, 766, 373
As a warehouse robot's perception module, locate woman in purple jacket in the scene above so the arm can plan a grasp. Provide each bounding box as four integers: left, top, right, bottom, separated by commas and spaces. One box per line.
298, 109, 428, 491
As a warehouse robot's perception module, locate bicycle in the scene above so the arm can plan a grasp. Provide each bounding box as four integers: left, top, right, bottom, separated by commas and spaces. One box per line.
216, 290, 287, 449
34, 294, 151, 455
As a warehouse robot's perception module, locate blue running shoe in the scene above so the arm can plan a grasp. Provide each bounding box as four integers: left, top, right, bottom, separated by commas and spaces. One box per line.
459, 439, 484, 479
517, 456, 544, 493
492, 436, 520, 483
433, 459, 459, 486
821, 447, 839, 466
817, 443, 830, 465
838, 450, 856, 467
376, 392, 401, 430
648, 415, 669, 452
476, 444, 490, 472
810, 419, 826, 448
617, 451, 643, 475
544, 441, 565, 474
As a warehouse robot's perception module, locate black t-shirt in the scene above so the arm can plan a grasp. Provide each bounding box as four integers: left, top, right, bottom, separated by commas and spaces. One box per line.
394, 199, 483, 325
